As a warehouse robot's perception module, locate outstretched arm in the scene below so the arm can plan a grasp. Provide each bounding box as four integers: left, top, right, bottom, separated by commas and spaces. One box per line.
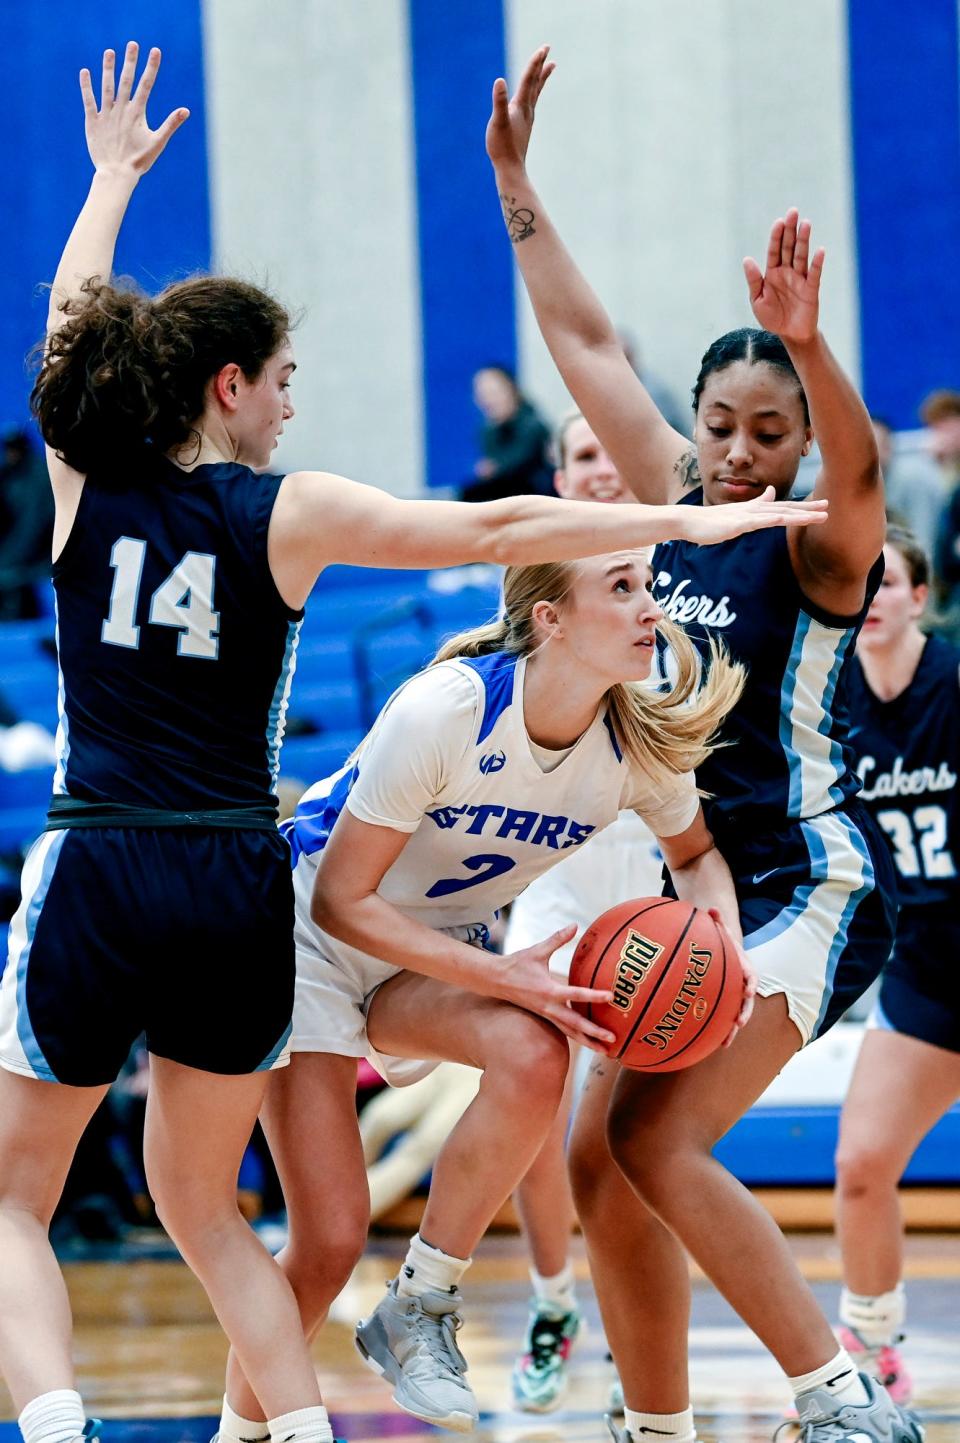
49, 43, 188, 334
743, 210, 884, 613
269, 470, 828, 608
486, 48, 691, 504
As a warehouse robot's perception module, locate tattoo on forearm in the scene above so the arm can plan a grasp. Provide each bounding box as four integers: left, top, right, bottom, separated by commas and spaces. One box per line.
674, 448, 701, 488
499, 191, 536, 243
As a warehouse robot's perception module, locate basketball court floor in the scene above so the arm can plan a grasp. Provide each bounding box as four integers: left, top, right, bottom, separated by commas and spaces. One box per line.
1, 1232, 957, 1442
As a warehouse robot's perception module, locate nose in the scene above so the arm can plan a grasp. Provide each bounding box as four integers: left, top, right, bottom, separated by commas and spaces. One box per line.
639, 591, 663, 624
284, 395, 296, 420
596, 448, 617, 478
726, 428, 753, 469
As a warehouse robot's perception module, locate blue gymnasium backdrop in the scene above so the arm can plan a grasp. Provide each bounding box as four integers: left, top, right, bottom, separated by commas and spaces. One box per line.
2, 0, 959, 493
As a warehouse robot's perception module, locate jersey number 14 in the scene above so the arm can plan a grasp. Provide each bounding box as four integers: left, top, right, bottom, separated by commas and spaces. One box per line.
101, 538, 220, 660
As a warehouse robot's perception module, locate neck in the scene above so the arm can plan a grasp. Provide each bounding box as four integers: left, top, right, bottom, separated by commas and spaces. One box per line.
857, 626, 927, 701
168, 412, 239, 471
522, 646, 610, 749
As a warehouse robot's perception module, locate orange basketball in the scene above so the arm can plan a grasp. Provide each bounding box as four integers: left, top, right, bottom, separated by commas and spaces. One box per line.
569, 897, 744, 1071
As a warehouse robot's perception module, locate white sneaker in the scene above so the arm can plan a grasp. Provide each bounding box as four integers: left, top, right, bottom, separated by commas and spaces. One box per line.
356, 1278, 478, 1432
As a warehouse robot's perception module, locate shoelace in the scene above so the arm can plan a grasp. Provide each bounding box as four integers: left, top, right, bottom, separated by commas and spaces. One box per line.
404, 1298, 468, 1379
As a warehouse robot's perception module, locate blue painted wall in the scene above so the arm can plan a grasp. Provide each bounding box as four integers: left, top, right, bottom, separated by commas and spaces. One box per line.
847, 0, 960, 427
0, 0, 210, 434
407, 0, 516, 488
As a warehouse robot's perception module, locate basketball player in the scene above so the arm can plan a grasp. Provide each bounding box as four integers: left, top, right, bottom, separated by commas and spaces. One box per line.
0, 43, 825, 1443
484, 48, 921, 1443
834, 525, 960, 1403
217, 547, 777, 1438
504, 415, 664, 1413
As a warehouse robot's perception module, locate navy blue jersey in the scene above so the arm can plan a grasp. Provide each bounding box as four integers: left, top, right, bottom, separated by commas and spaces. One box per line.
51, 459, 302, 812
847, 634, 960, 909
652, 490, 882, 831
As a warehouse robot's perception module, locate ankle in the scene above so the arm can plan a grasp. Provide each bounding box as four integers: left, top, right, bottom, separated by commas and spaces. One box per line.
217, 1395, 269, 1443
396, 1232, 471, 1298
623, 1407, 695, 1443
18, 1390, 86, 1443
267, 1404, 332, 1443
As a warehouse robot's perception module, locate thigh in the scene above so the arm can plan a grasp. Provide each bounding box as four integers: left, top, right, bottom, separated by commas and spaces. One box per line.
609, 992, 801, 1150
145, 829, 296, 1076
0, 829, 143, 1086
260, 1052, 369, 1244
0, 1067, 108, 1218
838, 1027, 960, 1171
143, 1054, 271, 1205
366, 970, 553, 1072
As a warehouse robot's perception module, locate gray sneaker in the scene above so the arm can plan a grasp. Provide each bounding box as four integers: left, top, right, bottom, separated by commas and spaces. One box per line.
356, 1279, 478, 1432
786, 1372, 924, 1443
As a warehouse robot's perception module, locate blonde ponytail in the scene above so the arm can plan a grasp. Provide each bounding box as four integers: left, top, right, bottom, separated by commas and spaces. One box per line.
605, 618, 744, 788
429, 559, 743, 790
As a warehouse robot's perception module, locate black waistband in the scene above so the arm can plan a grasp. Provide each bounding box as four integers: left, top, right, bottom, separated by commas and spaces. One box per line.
45, 795, 278, 832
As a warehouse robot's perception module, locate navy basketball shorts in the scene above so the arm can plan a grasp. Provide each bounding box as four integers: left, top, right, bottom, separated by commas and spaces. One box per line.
702, 801, 897, 1045
873, 904, 960, 1054
0, 825, 295, 1087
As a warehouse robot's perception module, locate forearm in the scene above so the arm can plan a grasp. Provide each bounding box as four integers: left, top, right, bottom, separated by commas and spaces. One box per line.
48, 169, 138, 331
784, 332, 879, 490
668, 846, 742, 946
312, 889, 502, 997
494, 161, 620, 367
483, 492, 696, 564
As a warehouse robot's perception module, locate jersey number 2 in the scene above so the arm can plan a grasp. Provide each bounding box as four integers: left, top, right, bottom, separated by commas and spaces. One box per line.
101, 538, 220, 660
425, 852, 517, 898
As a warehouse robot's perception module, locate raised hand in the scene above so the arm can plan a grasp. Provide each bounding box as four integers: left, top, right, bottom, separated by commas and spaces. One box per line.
80, 42, 189, 178
742, 208, 824, 344
491, 924, 616, 1053
486, 44, 555, 173
685, 488, 828, 541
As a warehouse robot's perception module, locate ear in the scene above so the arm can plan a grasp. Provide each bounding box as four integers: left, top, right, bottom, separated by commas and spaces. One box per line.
911, 583, 929, 618
213, 363, 243, 411
553, 470, 569, 498
531, 599, 561, 635
800, 425, 815, 457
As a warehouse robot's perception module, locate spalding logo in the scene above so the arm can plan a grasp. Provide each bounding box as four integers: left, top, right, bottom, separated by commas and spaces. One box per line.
642, 943, 713, 1049
612, 931, 664, 1011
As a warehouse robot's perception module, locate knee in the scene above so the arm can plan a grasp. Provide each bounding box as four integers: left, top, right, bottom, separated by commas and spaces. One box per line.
568, 1113, 616, 1216
285, 1206, 369, 1326
835, 1139, 902, 1198
604, 1091, 676, 1208
482, 1009, 569, 1108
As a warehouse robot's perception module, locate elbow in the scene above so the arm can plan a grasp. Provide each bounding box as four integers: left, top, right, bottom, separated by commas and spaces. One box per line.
310, 879, 344, 935
483, 495, 544, 566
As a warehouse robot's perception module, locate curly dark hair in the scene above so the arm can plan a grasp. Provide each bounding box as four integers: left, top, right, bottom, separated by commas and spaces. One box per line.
32, 275, 291, 476
692, 327, 810, 426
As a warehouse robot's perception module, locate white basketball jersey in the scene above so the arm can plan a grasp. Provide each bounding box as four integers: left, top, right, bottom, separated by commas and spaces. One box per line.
284, 650, 698, 935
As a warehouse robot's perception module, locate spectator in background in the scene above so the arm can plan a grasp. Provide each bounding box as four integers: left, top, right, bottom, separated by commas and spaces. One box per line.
927, 391, 960, 615
871, 415, 942, 560
462, 364, 553, 501
0, 428, 55, 620
616, 327, 690, 438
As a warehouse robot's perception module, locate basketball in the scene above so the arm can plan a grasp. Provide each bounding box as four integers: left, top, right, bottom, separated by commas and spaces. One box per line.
569, 897, 744, 1071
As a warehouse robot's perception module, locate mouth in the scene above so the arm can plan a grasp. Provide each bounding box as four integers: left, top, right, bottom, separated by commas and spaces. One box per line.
634, 636, 656, 649
715, 476, 765, 496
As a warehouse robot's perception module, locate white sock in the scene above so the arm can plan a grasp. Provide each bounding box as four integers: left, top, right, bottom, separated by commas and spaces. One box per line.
623, 1407, 696, 1443
396, 1232, 471, 1298
839, 1284, 906, 1348
530, 1261, 577, 1314
217, 1395, 269, 1443
267, 1404, 333, 1443
18, 1390, 86, 1443
789, 1348, 869, 1407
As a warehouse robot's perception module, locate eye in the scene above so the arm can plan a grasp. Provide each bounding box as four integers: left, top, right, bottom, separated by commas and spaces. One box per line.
706, 425, 730, 438
757, 432, 784, 444
613, 578, 631, 592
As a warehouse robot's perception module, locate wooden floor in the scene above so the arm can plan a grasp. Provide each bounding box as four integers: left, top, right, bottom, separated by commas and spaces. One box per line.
1, 1231, 958, 1442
